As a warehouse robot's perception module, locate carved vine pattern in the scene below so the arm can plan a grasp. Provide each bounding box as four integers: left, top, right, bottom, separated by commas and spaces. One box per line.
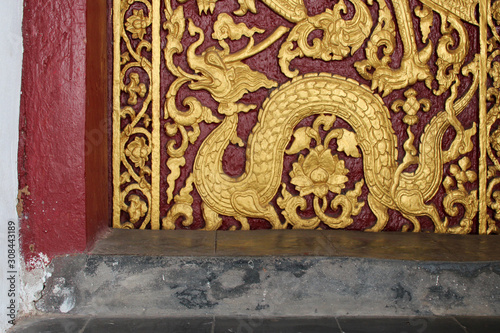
486, 0, 500, 234
114, 0, 154, 229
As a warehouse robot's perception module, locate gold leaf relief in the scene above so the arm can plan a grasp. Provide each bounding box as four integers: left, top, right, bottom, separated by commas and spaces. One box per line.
337, 130, 360, 158
486, 7, 500, 234
415, 5, 433, 44
112, 0, 488, 233
125, 9, 151, 40
356, 0, 433, 96
279, 0, 372, 78
162, 175, 195, 229
290, 147, 349, 199
443, 157, 478, 234
114, 0, 154, 228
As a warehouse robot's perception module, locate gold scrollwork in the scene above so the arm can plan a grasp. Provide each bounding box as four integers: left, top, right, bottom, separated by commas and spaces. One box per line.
182, 0, 308, 22
485, 0, 500, 234
113, 0, 154, 229
443, 157, 478, 234
355, 0, 433, 97
279, 0, 372, 78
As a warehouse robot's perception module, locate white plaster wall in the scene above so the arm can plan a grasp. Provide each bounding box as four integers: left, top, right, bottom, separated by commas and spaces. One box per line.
0, 0, 23, 331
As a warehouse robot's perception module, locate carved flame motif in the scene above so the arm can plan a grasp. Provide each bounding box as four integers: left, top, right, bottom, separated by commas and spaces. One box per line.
112, 0, 496, 234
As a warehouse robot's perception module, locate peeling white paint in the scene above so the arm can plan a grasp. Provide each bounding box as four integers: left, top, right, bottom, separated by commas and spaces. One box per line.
25, 252, 50, 270
18, 253, 51, 315
0, 0, 23, 331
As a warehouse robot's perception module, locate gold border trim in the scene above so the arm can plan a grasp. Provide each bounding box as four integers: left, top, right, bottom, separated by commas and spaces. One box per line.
479, 0, 488, 234
151, 0, 161, 229
112, 0, 121, 228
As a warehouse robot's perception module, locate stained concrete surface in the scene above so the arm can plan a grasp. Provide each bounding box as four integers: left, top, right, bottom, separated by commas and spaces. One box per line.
32, 255, 500, 317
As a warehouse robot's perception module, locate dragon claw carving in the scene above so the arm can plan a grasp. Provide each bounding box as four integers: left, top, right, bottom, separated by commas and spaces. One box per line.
369, 44, 434, 97
356, 0, 435, 97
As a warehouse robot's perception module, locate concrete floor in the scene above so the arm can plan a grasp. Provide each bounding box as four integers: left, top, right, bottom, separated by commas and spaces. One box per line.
10, 230, 500, 332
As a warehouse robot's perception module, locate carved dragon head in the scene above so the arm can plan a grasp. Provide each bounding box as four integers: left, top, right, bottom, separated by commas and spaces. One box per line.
185, 16, 283, 109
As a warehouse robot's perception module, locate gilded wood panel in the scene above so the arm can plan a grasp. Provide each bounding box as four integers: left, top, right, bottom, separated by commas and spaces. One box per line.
112, 0, 500, 234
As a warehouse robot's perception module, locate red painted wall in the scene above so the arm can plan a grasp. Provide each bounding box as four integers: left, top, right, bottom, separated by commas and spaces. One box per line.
19, 0, 108, 263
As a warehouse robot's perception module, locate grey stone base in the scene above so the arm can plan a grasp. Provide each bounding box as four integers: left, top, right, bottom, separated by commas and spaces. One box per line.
36, 255, 500, 317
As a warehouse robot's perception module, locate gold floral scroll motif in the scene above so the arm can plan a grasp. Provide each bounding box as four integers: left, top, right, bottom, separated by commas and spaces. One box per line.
112, 0, 498, 233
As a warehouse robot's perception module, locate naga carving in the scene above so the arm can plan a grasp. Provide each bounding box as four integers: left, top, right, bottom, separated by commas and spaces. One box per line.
113, 0, 495, 233
193, 70, 477, 232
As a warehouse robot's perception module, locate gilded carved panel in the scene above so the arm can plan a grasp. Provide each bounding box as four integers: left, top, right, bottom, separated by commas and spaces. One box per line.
112, 0, 500, 233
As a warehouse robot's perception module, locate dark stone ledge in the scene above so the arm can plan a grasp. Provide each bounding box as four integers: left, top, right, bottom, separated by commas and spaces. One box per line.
91, 229, 500, 262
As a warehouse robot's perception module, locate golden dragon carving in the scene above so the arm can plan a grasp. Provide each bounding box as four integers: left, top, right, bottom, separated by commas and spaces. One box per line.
114, 0, 485, 232
193, 70, 478, 232
184, 0, 479, 232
